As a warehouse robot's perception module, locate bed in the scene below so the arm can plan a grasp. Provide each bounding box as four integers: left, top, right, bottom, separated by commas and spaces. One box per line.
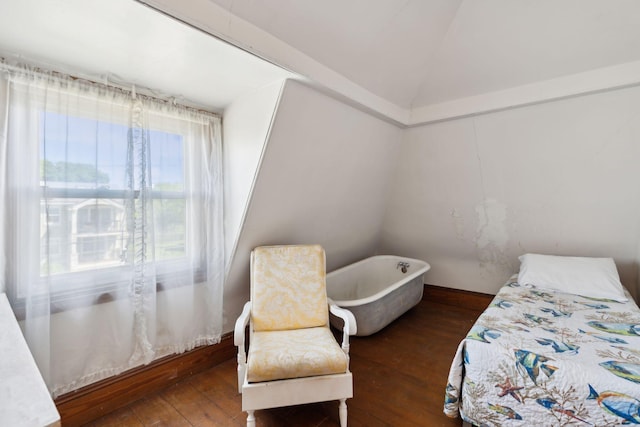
444, 254, 640, 426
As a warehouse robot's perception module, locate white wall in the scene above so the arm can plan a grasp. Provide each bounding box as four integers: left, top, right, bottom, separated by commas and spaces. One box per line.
223, 79, 402, 331
0, 78, 6, 295
222, 80, 284, 266
380, 86, 640, 300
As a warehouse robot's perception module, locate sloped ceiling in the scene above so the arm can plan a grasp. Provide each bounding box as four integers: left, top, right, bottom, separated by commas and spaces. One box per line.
412, 1, 640, 107
205, 0, 640, 123
208, 0, 462, 109
3, 0, 640, 125
0, 0, 294, 112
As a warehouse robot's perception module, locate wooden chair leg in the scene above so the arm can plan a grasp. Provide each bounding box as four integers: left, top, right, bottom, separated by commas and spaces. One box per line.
246, 410, 255, 427
339, 399, 347, 427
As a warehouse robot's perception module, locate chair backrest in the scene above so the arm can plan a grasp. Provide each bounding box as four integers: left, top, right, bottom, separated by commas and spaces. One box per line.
250, 245, 329, 332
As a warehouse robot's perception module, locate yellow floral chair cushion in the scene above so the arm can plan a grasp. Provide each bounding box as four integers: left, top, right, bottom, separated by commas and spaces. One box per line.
246, 326, 348, 383
251, 245, 329, 331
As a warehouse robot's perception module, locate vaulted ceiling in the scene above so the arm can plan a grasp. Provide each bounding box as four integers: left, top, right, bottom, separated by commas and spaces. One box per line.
205, 0, 640, 122
2, 0, 640, 125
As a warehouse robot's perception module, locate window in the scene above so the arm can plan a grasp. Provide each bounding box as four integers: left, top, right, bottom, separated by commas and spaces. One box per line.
2, 65, 224, 397
38, 111, 197, 296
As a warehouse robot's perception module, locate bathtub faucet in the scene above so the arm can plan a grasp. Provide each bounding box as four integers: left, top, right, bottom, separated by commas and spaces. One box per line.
397, 261, 410, 273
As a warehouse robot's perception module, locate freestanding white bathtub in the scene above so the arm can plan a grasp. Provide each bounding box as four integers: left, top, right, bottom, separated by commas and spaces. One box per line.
326, 255, 430, 336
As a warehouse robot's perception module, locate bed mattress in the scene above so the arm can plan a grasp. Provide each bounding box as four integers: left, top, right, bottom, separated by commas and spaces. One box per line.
445, 276, 640, 426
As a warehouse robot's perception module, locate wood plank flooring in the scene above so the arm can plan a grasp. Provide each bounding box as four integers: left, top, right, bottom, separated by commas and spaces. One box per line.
87, 299, 484, 426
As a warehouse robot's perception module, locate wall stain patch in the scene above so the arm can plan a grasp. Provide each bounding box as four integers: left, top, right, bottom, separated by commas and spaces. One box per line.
451, 208, 466, 240
475, 198, 511, 277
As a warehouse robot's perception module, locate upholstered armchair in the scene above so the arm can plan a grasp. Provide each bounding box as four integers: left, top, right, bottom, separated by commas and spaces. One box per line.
234, 244, 357, 427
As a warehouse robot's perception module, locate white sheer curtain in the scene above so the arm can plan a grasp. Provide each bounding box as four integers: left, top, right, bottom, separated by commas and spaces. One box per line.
0, 64, 224, 397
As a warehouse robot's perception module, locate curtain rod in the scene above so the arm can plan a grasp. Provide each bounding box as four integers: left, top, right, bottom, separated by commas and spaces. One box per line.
0, 57, 221, 119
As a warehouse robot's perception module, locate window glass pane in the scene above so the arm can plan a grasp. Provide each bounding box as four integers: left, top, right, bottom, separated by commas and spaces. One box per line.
149, 131, 184, 192
40, 198, 126, 275
39, 112, 188, 278
41, 112, 129, 191
153, 198, 186, 260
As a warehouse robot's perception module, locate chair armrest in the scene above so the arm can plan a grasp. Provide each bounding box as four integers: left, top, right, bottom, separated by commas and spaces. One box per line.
234, 301, 251, 393
328, 299, 357, 367
234, 301, 252, 347
328, 298, 357, 336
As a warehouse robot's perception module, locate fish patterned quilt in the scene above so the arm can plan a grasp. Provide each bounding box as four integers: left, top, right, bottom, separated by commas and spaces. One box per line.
444, 277, 640, 426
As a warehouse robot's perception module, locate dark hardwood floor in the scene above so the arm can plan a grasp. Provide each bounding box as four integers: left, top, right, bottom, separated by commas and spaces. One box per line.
87, 299, 483, 426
